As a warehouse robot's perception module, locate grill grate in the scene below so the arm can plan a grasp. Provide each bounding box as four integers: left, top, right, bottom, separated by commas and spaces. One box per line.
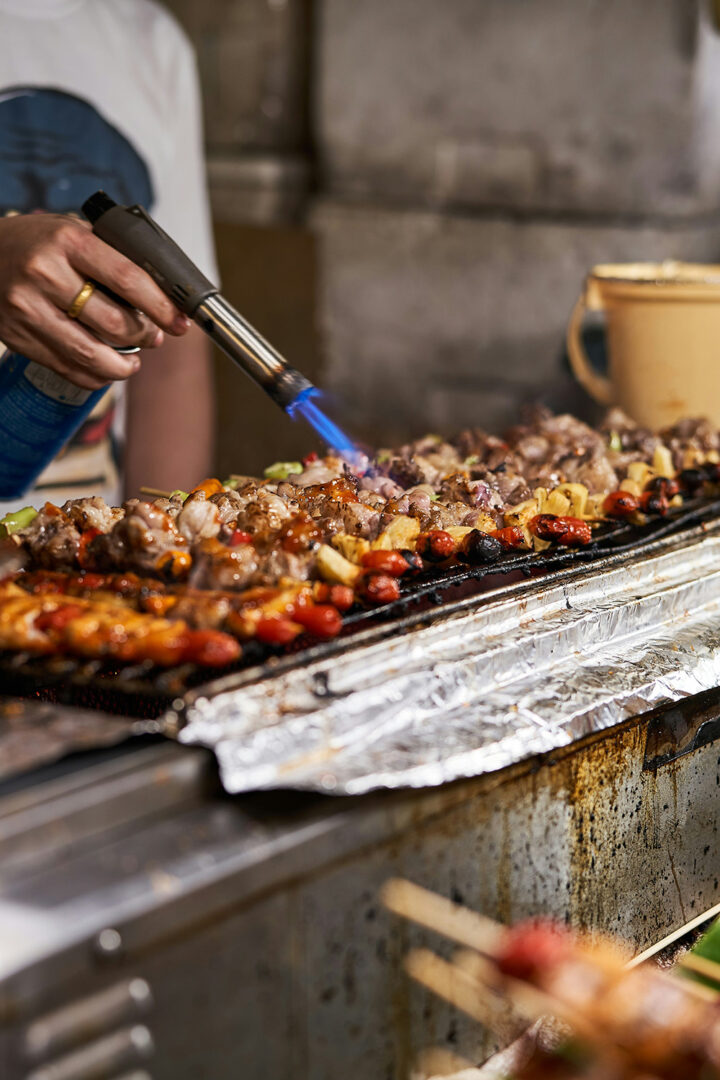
5, 495, 720, 717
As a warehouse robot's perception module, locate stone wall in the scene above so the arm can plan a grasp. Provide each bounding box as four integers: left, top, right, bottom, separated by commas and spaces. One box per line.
312, 0, 720, 441
315, 0, 720, 217
313, 203, 720, 444
165, 0, 720, 461
166, 0, 312, 225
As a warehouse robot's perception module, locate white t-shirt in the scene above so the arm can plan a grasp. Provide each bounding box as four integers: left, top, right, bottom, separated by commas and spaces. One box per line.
0, 0, 218, 513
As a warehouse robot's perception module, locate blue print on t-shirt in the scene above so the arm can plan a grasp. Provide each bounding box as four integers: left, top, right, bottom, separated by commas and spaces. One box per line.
0, 85, 153, 214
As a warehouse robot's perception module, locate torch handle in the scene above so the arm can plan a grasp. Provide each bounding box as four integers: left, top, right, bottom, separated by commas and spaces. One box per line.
81, 191, 314, 409
82, 191, 217, 316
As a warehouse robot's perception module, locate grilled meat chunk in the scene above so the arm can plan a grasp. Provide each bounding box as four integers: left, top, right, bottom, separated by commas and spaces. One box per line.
17, 503, 81, 570
176, 492, 221, 543
94, 499, 189, 576
189, 538, 260, 590
62, 496, 123, 533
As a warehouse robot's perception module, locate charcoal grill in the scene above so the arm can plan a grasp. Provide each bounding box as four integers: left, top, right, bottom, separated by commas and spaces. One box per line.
3, 500, 720, 1078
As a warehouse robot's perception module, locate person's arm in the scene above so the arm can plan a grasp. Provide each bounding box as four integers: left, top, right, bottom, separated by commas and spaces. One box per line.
124, 324, 213, 496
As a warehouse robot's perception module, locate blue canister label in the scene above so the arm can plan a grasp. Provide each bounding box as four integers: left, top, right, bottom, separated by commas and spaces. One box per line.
0, 352, 107, 499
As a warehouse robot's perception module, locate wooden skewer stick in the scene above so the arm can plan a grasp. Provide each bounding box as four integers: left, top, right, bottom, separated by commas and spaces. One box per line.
405, 948, 507, 1029
452, 948, 528, 1043
405, 947, 597, 1047
382, 878, 506, 956
139, 486, 173, 498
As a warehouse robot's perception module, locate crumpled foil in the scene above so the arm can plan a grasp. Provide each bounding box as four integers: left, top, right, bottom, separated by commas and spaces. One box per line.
177, 531, 720, 795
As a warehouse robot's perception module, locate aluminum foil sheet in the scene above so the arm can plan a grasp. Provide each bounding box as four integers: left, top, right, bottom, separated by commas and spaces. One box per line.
177, 531, 720, 795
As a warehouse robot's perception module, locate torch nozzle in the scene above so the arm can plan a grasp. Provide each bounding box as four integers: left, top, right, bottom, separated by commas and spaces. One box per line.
194, 295, 314, 409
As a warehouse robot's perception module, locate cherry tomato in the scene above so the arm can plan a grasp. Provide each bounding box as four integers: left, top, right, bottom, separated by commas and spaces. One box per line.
361, 573, 400, 604
400, 549, 424, 572
417, 530, 455, 561
294, 604, 343, 639
491, 526, 526, 549
529, 515, 592, 545
458, 530, 503, 564
360, 550, 411, 576
313, 583, 355, 611
602, 491, 640, 518
255, 616, 302, 645
646, 476, 680, 498
183, 629, 241, 667
229, 529, 253, 547
639, 490, 669, 516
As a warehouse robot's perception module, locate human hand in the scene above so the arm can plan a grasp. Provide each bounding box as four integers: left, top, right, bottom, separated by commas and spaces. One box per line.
0, 214, 192, 390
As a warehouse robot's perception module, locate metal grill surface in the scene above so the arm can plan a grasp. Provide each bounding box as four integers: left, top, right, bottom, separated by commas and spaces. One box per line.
4, 496, 720, 717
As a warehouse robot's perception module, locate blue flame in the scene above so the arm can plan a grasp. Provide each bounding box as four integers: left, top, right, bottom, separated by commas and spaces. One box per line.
287, 388, 362, 464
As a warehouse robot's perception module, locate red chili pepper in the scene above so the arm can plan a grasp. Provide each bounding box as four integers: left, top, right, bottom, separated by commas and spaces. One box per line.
417, 530, 455, 561
361, 573, 401, 604
302, 451, 319, 467
35, 604, 86, 633
491, 526, 526, 549
360, 550, 410, 576
255, 616, 301, 646
182, 629, 241, 667
602, 491, 640, 518
529, 515, 592, 546
77, 527, 101, 569
229, 529, 253, 547
294, 604, 343, 639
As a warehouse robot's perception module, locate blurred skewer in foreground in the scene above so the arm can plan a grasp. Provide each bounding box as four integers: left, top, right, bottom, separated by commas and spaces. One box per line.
382, 878, 720, 1080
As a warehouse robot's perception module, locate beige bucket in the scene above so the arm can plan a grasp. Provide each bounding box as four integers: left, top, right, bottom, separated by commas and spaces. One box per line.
566, 261, 720, 429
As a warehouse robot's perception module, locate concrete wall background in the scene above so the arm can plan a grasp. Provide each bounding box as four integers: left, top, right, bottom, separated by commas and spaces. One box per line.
165, 0, 720, 471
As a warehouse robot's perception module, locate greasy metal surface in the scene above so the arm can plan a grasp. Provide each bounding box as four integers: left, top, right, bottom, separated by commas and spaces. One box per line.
0, 702, 718, 1079
177, 526, 720, 794
644, 686, 720, 770
0, 698, 136, 782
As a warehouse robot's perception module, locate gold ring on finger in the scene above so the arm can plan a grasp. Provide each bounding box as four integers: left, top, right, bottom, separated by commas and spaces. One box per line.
67, 280, 95, 319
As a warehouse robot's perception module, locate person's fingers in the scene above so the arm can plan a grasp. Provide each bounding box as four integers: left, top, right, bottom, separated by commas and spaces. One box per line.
15, 295, 142, 389
74, 290, 163, 350
65, 228, 191, 335
23, 252, 163, 350
4, 335, 105, 392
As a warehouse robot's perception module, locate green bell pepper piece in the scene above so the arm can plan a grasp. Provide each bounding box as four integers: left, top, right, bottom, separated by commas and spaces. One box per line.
263, 461, 303, 480
0, 505, 37, 538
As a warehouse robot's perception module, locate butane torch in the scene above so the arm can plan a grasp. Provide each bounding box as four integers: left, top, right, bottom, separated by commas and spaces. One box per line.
82, 191, 315, 411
